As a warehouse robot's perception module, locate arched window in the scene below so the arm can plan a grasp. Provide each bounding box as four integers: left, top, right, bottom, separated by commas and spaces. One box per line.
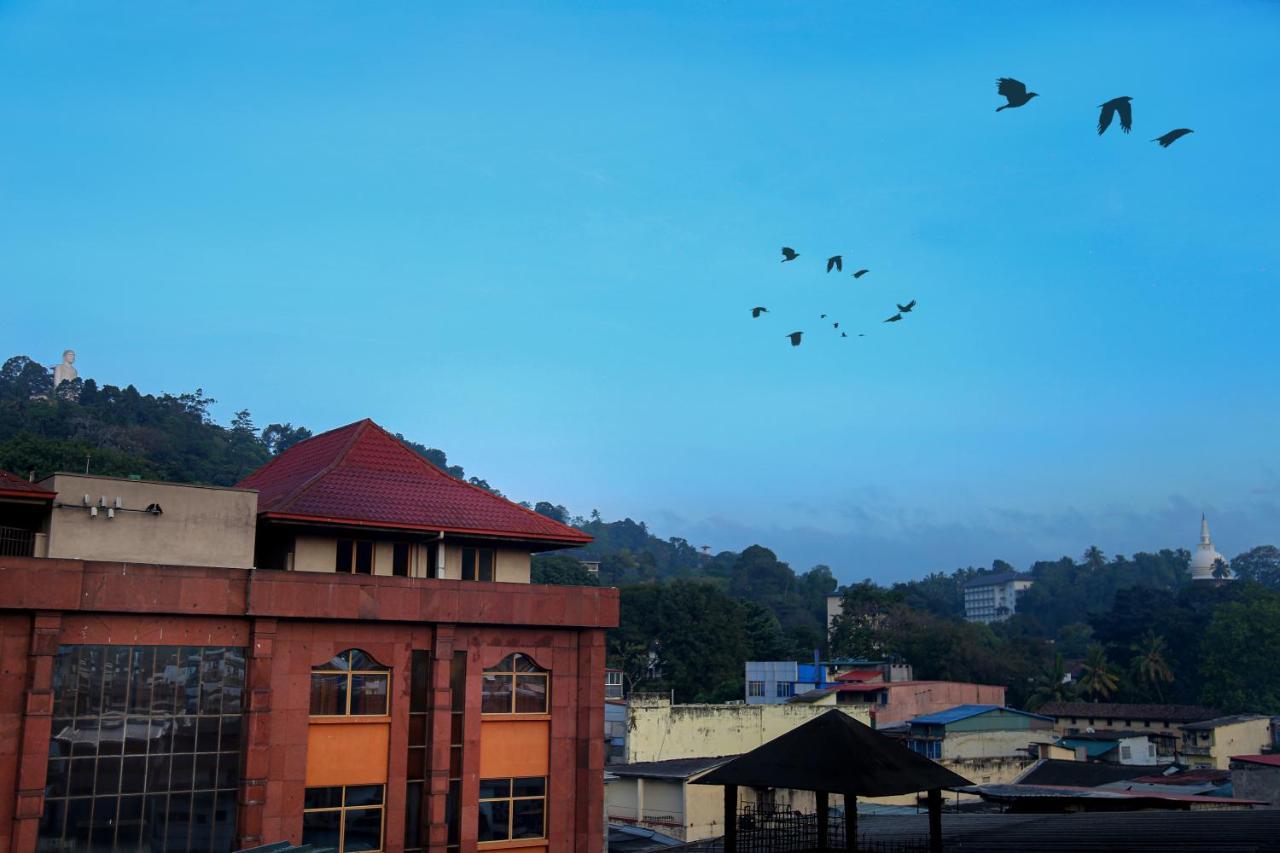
310, 649, 390, 716
482, 653, 548, 714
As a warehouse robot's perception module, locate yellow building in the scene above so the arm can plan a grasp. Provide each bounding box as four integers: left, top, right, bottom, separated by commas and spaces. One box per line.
1180, 715, 1273, 770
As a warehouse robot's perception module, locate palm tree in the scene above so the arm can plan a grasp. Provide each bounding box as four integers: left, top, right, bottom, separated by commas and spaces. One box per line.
1082, 546, 1107, 572
1129, 630, 1174, 701
1078, 643, 1120, 700
1211, 557, 1232, 581
1027, 652, 1075, 711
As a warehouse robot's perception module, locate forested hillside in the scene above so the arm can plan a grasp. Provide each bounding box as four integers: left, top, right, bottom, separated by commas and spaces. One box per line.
7, 353, 1278, 711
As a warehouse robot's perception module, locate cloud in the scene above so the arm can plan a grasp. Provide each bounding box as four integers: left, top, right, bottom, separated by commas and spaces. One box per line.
649, 495, 1280, 585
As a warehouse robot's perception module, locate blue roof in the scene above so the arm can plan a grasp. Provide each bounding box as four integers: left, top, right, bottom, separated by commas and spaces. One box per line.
910, 704, 1053, 725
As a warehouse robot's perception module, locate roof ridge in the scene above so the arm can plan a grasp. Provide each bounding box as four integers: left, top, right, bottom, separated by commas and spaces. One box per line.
269, 420, 372, 513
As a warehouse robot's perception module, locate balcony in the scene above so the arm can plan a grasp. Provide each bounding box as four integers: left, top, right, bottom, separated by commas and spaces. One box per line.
0, 525, 36, 557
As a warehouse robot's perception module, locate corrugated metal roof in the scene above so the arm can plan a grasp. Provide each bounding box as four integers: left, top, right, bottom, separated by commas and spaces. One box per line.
910, 704, 1052, 726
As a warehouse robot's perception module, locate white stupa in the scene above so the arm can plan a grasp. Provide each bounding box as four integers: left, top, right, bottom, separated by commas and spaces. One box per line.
1188, 514, 1230, 581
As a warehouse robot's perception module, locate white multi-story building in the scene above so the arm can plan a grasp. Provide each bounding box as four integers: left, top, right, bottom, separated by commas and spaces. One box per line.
963, 571, 1033, 623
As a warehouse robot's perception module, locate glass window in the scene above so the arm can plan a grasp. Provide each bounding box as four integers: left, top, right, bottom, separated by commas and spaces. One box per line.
303, 784, 385, 853
405, 651, 431, 853
482, 654, 548, 715
775, 682, 794, 698
747, 681, 765, 697
336, 539, 376, 574
40, 645, 246, 853
479, 776, 547, 842
310, 650, 390, 716
461, 547, 496, 582
393, 543, 411, 577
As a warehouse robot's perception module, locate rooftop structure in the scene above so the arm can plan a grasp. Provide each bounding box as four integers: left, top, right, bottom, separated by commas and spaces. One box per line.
962, 571, 1033, 623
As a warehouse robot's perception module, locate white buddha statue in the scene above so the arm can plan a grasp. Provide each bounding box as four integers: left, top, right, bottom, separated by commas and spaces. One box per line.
53, 349, 78, 387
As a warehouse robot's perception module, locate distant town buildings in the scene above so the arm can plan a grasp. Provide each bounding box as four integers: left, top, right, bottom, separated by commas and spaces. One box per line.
744, 659, 912, 706
1179, 714, 1272, 770
1189, 514, 1232, 581
1038, 701, 1222, 760
962, 570, 1033, 623
902, 705, 1054, 761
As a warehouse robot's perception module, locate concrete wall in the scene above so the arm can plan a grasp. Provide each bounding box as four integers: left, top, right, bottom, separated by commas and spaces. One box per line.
625, 699, 870, 763
1198, 719, 1273, 770
605, 777, 687, 839
1232, 763, 1280, 808
41, 474, 257, 569
942, 729, 1040, 760
874, 682, 1006, 726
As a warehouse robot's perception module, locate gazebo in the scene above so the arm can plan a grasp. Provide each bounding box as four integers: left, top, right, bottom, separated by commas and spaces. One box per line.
693, 709, 971, 852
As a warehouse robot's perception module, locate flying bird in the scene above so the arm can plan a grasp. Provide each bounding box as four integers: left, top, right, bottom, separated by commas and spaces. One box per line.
841, 332, 848, 338
1098, 97, 1133, 135
884, 313, 903, 323
820, 314, 827, 319
833, 322, 840, 329
751, 306, 768, 318
1153, 128, 1193, 148
786, 331, 804, 347
996, 78, 1039, 111
826, 255, 843, 273
897, 300, 916, 313
852, 269, 869, 278
781, 247, 799, 262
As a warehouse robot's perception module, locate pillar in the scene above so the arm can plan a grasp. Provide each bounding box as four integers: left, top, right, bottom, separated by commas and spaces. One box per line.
816, 791, 829, 849
9, 612, 59, 853
574, 629, 606, 852
845, 793, 857, 852
722, 785, 737, 853
426, 625, 456, 850
236, 617, 276, 849
927, 788, 942, 853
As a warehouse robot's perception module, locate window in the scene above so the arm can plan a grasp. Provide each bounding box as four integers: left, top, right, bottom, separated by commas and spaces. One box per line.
461, 547, 494, 582
303, 785, 385, 852
878, 692, 889, 706
393, 543, 412, 577
482, 653, 548, 714
310, 649, 390, 716
41, 645, 245, 852
605, 670, 623, 687
404, 651, 431, 853
747, 681, 765, 697
775, 682, 794, 698
1121, 745, 1131, 760
337, 539, 375, 574
907, 740, 941, 760
478, 777, 546, 842
446, 652, 466, 852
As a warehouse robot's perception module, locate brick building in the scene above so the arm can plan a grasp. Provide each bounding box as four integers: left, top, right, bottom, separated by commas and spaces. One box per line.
0, 419, 618, 853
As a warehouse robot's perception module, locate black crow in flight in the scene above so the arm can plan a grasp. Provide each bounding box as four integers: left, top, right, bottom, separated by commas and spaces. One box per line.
786, 331, 803, 346
1153, 128, 1193, 147
852, 269, 869, 278
996, 78, 1038, 111
751, 306, 768, 318
897, 300, 916, 313
884, 313, 903, 323
1098, 97, 1133, 135
827, 255, 842, 273
781, 247, 799, 262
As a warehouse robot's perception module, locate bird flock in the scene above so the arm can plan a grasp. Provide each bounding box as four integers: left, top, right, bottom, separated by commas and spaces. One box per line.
752, 248, 916, 348
753, 77, 1194, 349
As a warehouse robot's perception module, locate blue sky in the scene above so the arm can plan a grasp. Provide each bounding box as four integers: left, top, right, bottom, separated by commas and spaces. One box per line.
4, 1, 1278, 582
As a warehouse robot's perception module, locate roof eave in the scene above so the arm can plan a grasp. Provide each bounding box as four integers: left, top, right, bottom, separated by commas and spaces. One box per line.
258, 511, 592, 548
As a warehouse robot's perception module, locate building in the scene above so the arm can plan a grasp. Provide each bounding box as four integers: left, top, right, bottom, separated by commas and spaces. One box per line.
962, 571, 1033, 623
904, 705, 1054, 761
791, 679, 1006, 727
1037, 701, 1221, 759
605, 698, 871, 841
605, 668, 624, 700
1179, 714, 1273, 769
1054, 732, 1159, 765
1231, 755, 1280, 808
0, 418, 618, 853
743, 659, 911, 706
1189, 514, 1232, 581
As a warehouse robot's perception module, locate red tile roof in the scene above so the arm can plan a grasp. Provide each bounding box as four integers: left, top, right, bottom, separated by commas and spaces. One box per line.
236, 419, 591, 547
1232, 754, 1280, 767
0, 469, 56, 501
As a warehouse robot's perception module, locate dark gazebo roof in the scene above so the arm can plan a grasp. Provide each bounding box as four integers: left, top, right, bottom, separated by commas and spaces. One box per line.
693, 709, 972, 797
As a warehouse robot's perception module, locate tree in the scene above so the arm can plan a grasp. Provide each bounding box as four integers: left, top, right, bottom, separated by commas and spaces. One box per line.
1078, 643, 1120, 700
1229, 546, 1280, 588
1201, 586, 1280, 713
1027, 652, 1075, 711
828, 581, 902, 659
261, 422, 313, 455
1082, 546, 1107, 572
1129, 630, 1174, 701
1211, 557, 1232, 581
533, 502, 569, 524
531, 555, 599, 586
